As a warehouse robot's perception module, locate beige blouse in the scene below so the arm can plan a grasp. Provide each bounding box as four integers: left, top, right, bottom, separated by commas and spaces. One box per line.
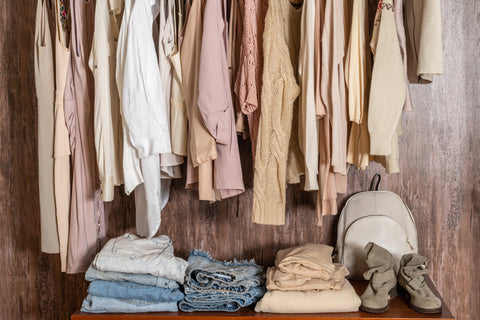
181, 0, 217, 201
298, 0, 319, 191
345, 0, 372, 170
89, 0, 124, 202
315, 0, 339, 223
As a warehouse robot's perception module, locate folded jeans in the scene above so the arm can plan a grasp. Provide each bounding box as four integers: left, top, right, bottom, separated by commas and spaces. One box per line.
88, 280, 184, 302
85, 265, 179, 289
185, 250, 265, 290
81, 294, 179, 313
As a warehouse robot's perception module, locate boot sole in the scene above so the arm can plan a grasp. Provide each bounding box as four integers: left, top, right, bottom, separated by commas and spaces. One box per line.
398, 285, 442, 314
360, 305, 389, 313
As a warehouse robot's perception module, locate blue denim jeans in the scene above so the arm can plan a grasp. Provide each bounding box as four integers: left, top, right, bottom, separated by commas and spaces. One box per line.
180, 250, 266, 312
185, 250, 265, 290
179, 286, 266, 312
85, 266, 179, 289
81, 294, 179, 313
87, 280, 184, 302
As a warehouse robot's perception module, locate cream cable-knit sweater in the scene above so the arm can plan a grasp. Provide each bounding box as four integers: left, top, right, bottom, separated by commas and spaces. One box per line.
252, 0, 301, 225
368, 0, 405, 156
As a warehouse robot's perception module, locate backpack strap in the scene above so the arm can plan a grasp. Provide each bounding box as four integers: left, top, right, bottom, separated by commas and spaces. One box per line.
370, 174, 382, 191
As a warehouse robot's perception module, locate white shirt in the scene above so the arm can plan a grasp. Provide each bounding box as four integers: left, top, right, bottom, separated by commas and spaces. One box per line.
116, 0, 172, 238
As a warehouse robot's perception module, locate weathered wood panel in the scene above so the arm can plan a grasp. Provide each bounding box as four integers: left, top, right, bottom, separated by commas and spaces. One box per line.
0, 0, 478, 319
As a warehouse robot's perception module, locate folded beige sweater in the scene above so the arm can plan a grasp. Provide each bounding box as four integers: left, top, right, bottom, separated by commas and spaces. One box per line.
267, 265, 349, 291
275, 244, 335, 280
255, 279, 361, 313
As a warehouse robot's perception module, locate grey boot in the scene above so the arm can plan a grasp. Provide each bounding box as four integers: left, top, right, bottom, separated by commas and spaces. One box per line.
398, 254, 442, 314
360, 242, 397, 313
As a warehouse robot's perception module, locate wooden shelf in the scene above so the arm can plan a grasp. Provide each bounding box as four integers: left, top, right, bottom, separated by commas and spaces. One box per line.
72, 279, 454, 320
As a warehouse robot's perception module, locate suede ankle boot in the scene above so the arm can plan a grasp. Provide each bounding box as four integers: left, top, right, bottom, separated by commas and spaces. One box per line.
360, 242, 397, 313
398, 253, 442, 314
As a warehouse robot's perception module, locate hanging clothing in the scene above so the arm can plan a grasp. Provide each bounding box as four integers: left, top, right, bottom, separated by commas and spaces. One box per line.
252, 0, 301, 225
181, 0, 217, 202
169, 47, 188, 157
168, 0, 188, 157
315, 0, 339, 223
345, 0, 372, 170
298, 0, 318, 191
285, 1, 304, 186
35, 0, 59, 254
116, 0, 142, 196
116, 0, 173, 238
64, 0, 105, 273
368, 0, 405, 162
234, 0, 268, 164
54, 0, 72, 272
158, 0, 184, 177
89, 0, 124, 202
404, 0, 444, 83
198, 0, 245, 199
228, 0, 248, 139
393, 0, 413, 111
320, 0, 348, 177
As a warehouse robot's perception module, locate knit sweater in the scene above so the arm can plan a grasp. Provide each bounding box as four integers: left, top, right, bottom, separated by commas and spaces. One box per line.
252, 0, 301, 225
368, 0, 405, 156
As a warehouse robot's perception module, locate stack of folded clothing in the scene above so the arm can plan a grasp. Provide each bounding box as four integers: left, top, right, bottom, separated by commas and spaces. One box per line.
255, 243, 361, 313
179, 250, 266, 312
81, 233, 188, 313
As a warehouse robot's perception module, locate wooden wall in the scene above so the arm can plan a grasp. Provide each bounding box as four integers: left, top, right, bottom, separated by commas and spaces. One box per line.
0, 0, 478, 319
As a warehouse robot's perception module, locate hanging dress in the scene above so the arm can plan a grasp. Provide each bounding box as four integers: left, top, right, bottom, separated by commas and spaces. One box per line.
64, 0, 105, 273
35, 0, 59, 254
53, 0, 72, 272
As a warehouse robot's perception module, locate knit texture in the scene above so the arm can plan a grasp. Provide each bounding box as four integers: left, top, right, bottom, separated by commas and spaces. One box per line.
368, 0, 406, 156
252, 0, 301, 225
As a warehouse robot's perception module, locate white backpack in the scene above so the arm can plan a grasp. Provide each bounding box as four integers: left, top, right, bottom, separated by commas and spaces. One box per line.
336, 175, 418, 279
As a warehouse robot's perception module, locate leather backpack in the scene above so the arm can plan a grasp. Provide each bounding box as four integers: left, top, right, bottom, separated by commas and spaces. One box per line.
335, 175, 418, 279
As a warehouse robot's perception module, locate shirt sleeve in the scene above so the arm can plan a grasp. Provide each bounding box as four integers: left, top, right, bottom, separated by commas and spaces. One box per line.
197, 0, 231, 146
120, 4, 171, 158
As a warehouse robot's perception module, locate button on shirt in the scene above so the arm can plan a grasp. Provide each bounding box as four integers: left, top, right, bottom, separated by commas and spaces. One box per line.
89, 0, 124, 202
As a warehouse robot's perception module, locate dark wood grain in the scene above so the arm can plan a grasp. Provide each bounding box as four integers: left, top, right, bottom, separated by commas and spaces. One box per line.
70, 280, 454, 320
0, 0, 477, 319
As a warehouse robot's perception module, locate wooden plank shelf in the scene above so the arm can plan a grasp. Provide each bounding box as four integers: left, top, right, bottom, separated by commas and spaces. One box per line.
72, 279, 454, 320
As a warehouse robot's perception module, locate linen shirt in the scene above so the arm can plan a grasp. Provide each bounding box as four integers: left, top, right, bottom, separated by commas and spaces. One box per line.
116, 0, 173, 238
89, 0, 124, 202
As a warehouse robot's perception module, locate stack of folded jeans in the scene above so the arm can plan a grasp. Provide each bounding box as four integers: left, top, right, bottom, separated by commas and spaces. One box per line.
81, 233, 188, 313
179, 250, 266, 312
255, 244, 361, 313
